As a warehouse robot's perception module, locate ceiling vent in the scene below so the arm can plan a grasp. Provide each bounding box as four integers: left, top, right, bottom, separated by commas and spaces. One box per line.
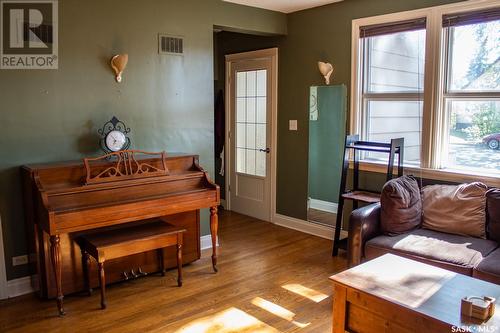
158, 34, 184, 55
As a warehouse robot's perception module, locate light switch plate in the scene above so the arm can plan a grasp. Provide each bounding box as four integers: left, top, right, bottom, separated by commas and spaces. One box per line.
12, 255, 28, 266
289, 120, 298, 131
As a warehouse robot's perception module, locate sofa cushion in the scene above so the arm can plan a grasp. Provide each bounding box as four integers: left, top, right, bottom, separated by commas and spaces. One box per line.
380, 175, 422, 236
365, 229, 497, 275
473, 247, 500, 285
422, 183, 488, 238
487, 188, 500, 243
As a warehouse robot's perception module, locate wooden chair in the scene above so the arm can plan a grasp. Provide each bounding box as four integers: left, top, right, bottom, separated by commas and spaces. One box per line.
78, 221, 185, 309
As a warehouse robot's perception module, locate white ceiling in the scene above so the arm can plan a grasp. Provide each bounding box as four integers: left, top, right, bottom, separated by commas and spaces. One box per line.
223, 0, 343, 14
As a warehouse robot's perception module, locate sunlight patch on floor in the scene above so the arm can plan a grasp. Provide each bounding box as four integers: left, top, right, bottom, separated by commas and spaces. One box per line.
251, 297, 310, 328
282, 284, 329, 303
174, 307, 279, 333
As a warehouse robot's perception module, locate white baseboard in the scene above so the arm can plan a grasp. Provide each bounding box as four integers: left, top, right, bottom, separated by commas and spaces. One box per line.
309, 199, 338, 214
200, 234, 219, 251
6, 275, 35, 299
272, 214, 347, 241
273, 214, 331, 240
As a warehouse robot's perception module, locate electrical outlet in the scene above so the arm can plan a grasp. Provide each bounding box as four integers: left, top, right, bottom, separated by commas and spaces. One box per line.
289, 120, 298, 131
12, 255, 28, 266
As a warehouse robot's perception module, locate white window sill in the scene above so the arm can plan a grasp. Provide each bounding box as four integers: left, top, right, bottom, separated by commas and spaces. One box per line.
350, 160, 500, 188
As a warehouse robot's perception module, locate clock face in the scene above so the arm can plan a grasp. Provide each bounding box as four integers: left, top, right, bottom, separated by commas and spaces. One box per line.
105, 130, 126, 152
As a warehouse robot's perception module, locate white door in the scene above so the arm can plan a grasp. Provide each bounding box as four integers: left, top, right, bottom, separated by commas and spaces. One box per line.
226, 49, 277, 221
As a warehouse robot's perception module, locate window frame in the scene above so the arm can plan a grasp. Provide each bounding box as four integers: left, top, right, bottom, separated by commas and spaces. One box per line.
360, 30, 426, 166
440, 22, 500, 170
350, 0, 500, 186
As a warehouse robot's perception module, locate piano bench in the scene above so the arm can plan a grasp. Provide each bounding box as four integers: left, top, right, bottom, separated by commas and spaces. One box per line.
78, 221, 186, 310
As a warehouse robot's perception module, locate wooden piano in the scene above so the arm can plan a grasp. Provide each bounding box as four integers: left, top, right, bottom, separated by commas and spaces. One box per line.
21, 150, 220, 316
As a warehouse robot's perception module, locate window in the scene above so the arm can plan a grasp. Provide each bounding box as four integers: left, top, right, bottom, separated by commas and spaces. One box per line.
352, 3, 500, 179
360, 21, 426, 165
442, 14, 500, 175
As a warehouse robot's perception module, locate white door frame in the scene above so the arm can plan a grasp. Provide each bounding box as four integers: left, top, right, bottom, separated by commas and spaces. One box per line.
224, 48, 278, 222
0, 216, 8, 299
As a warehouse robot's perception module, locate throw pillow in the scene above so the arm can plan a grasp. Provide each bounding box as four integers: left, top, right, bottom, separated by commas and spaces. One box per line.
380, 175, 422, 236
487, 188, 500, 242
422, 182, 488, 238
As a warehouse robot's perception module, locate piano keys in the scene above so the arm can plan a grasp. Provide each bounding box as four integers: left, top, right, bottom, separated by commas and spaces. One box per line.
21, 151, 220, 315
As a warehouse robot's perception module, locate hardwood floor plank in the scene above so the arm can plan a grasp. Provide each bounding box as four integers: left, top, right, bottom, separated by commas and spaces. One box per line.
0, 210, 347, 332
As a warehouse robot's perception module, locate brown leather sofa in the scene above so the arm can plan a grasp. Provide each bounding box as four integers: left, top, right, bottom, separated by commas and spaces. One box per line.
347, 188, 500, 284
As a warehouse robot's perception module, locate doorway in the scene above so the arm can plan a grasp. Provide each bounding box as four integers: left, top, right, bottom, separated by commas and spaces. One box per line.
225, 48, 278, 221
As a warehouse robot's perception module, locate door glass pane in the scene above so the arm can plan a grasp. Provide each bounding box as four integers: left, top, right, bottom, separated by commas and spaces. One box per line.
236, 148, 246, 173
446, 100, 500, 175
256, 152, 266, 177
256, 70, 267, 96
236, 123, 246, 148
246, 149, 256, 175
366, 100, 423, 165
246, 124, 256, 149
246, 98, 256, 123
256, 97, 266, 123
237, 98, 246, 123
235, 69, 268, 177
448, 20, 500, 92
237, 72, 246, 97
256, 124, 266, 150
246, 71, 256, 96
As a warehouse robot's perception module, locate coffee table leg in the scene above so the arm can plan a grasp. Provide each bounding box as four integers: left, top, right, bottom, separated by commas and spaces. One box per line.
50, 235, 65, 316
332, 283, 347, 333
210, 206, 218, 272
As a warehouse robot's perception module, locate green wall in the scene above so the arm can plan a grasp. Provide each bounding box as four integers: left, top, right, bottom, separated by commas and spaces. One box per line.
308, 85, 346, 203
276, 0, 465, 220
0, 0, 286, 280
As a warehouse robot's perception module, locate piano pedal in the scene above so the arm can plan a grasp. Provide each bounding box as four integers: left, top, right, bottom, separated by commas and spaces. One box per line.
138, 267, 147, 276
122, 271, 130, 281
130, 269, 139, 278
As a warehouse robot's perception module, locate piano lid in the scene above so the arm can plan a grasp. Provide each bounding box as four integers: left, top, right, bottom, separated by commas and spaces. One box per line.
24, 152, 204, 193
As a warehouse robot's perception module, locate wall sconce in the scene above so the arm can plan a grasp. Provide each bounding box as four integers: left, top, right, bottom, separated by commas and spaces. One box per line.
110, 54, 128, 83
318, 61, 333, 85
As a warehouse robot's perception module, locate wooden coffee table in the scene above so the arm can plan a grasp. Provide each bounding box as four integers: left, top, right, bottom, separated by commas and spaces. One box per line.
330, 254, 500, 333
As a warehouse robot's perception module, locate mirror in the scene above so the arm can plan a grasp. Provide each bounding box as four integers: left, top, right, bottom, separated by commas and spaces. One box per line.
307, 85, 347, 226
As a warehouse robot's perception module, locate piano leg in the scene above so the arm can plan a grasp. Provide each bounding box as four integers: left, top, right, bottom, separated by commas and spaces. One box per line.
50, 235, 65, 316
210, 206, 219, 272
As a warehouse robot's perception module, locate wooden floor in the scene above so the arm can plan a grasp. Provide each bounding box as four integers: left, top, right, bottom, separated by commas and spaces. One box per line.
0, 210, 347, 333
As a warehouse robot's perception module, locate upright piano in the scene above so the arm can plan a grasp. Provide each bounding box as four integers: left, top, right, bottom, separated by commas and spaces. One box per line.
21, 151, 220, 315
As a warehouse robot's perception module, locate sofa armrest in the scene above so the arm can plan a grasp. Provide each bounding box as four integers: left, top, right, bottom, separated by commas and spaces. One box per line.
347, 203, 382, 267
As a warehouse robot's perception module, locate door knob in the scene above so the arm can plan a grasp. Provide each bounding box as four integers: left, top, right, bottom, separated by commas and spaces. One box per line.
259, 148, 270, 153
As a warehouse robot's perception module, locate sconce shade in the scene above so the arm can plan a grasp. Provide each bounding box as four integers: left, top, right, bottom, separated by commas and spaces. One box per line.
111, 54, 128, 83
318, 61, 333, 85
